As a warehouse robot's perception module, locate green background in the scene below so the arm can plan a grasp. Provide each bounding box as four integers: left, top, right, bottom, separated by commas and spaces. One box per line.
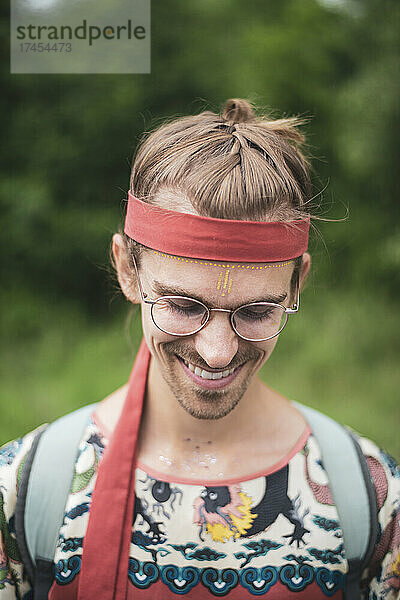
1, 0, 399, 459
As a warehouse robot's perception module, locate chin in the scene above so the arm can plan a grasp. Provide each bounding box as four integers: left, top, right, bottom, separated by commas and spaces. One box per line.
172, 379, 249, 420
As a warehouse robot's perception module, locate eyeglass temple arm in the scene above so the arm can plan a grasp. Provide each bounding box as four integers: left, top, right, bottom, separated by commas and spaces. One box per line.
286, 276, 300, 314
132, 256, 149, 301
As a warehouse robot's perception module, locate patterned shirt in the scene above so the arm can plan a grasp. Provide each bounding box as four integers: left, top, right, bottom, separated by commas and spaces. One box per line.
0, 410, 399, 599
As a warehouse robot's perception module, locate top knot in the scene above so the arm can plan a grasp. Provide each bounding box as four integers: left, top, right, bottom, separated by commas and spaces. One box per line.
222, 98, 256, 124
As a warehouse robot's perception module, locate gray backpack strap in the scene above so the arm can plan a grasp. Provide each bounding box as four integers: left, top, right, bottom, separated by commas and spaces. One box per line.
15, 403, 97, 598
15, 424, 48, 586
294, 402, 378, 600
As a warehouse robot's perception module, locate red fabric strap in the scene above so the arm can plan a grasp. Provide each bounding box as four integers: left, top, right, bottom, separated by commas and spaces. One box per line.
78, 339, 151, 600
124, 192, 310, 262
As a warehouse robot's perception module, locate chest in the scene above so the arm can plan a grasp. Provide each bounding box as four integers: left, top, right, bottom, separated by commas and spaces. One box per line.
52, 435, 348, 598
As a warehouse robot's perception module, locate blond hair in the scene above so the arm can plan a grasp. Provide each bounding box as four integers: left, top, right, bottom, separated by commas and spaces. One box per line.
130, 98, 311, 222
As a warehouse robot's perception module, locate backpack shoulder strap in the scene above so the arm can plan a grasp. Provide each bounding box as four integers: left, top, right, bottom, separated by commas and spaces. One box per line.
15, 403, 98, 598
294, 402, 378, 600
15, 424, 48, 586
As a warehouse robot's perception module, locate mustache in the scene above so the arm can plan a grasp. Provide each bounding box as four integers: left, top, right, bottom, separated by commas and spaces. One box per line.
164, 340, 262, 370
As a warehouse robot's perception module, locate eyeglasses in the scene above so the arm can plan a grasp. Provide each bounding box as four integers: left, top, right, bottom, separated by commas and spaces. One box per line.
133, 257, 300, 342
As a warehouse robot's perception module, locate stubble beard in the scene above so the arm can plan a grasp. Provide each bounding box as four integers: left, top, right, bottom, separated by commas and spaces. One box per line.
160, 340, 262, 420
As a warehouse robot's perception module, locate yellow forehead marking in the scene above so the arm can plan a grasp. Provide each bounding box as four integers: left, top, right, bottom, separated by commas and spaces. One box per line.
214, 269, 233, 295
152, 250, 291, 270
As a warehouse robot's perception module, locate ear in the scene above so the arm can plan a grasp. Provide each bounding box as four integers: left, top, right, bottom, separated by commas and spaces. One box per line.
112, 233, 140, 304
299, 252, 311, 291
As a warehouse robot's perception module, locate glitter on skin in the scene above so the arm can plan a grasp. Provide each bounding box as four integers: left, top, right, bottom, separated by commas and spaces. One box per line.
154, 444, 221, 474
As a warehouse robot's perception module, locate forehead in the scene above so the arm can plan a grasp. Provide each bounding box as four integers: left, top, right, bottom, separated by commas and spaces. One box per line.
140, 250, 295, 304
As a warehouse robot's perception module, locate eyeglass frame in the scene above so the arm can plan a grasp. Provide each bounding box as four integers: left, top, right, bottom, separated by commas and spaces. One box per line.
132, 255, 300, 342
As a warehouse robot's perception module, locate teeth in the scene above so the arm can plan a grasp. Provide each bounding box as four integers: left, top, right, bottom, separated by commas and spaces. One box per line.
183, 359, 236, 380
199, 369, 212, 379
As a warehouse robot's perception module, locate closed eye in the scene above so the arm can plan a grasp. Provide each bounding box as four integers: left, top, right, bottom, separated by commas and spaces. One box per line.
158, 297, 206, 317
236, 304, 279, 322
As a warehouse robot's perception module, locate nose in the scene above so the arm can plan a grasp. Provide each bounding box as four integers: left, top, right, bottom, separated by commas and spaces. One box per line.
194, 310, 239, 369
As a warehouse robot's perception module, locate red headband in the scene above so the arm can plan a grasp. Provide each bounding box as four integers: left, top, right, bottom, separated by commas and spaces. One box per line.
124, 191, 310, 262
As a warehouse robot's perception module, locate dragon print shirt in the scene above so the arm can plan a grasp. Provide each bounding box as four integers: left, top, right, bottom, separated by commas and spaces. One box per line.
0, 410, 399, 599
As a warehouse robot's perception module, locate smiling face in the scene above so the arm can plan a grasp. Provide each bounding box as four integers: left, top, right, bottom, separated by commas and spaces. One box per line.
126, 249, 307, 421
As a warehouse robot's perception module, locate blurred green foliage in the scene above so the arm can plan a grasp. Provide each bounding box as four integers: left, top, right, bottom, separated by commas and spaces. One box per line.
1, 0, 399, 458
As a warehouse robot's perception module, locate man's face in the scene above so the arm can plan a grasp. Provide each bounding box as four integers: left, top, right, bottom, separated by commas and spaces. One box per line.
136, 250, 301, 421
134, 250, 300, 419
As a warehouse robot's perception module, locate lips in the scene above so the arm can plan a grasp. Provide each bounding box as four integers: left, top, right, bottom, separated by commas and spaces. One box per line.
183, 360, 236, 380
177, 356, 243, 389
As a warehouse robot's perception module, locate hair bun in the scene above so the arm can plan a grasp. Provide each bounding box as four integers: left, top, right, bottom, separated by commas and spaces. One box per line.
222, 98, 256, 124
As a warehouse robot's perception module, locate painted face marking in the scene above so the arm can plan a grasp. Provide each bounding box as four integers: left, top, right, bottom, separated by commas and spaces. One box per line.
216, 268, 233, 295
216, 271, 223, 291
152, 250, 292, 300
151, 250, 291, 270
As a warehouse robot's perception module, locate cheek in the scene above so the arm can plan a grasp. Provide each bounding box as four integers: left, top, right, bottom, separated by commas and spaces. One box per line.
140, 305, 153, 339
256, 338, 279, 366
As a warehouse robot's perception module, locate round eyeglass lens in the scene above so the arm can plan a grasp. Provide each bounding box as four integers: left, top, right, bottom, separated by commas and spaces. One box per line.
152, 296, 209, 335
232, 303, 287, 341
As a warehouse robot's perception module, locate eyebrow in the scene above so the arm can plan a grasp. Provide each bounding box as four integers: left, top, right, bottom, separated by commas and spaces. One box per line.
152, 280, 288, 307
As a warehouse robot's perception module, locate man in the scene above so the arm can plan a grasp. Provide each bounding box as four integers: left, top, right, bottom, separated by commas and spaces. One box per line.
1, 99, 399, 599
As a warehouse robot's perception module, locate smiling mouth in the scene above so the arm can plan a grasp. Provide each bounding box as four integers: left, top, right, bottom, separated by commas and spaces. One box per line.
181, 359, 236, 380
175, 355, 244, 390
